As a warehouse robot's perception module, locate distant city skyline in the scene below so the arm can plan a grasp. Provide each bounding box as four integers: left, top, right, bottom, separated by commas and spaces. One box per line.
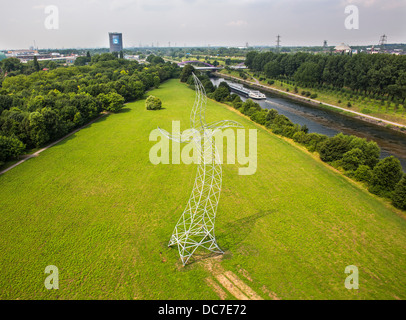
0, 0, 405, 50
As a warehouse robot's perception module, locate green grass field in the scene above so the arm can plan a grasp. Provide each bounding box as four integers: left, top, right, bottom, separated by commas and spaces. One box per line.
1, 79, 405, 300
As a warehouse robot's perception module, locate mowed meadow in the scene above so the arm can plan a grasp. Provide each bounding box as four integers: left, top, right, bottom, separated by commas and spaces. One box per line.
0, 79, 405, 299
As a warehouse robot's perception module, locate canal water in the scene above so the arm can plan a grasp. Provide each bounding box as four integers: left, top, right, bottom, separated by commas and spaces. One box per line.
211, 77, 406, 171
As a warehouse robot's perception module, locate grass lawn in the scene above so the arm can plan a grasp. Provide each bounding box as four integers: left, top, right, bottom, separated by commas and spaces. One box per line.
0, 79, 405, 299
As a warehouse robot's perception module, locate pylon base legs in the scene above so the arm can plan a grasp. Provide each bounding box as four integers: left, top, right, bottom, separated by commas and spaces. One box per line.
169, 230, 223, 265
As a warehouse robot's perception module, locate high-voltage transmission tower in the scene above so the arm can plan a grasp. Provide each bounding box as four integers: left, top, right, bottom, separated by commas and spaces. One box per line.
323, 40, 328, 52
276, 35, 281, 53
378, 34, 387, 52
158, 74, 243, 266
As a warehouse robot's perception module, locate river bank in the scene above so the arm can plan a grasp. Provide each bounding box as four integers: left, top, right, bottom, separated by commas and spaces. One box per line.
210, 75, 406, 171
214, 72, 406, 135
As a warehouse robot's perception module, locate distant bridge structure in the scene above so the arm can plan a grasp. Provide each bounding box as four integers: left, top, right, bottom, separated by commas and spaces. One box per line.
177, 60, 221, 70
230, 63, 247, 70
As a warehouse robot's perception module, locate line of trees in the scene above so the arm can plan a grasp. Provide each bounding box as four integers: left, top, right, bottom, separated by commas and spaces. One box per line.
0, 56, 61, 76
245, 51, 406, 103
0, 53, 180, 166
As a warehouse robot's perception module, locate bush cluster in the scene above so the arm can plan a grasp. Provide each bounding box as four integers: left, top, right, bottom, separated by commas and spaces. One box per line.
145, 95, 162, 110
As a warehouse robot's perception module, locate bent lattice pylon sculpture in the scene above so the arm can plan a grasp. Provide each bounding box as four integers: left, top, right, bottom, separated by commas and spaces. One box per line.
158, 73, 243, 265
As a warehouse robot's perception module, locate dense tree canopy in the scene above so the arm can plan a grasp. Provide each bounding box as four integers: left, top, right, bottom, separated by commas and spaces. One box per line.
180, 64, 195, 83
0, 54, 180, 162
146, 55, 165, 65
98, 92, 125, 112
245, 51, 406, 101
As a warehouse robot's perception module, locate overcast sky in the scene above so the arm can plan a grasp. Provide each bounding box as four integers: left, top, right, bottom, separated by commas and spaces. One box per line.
0, 0, 405, 50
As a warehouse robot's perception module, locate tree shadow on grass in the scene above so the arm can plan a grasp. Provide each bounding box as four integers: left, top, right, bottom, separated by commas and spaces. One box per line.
146, 107, 167, 111
117, 107, 132, 113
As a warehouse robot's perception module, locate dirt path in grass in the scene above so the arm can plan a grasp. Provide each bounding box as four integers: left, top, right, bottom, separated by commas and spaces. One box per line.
0, 113, 108, 176
202, 256, 279, 300
251, 77, 260, 85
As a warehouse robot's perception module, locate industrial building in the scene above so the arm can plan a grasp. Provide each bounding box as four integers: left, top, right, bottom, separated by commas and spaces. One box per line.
109, 32, 123, 52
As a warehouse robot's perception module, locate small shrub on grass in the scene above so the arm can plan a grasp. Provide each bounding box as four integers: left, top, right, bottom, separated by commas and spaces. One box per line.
340, 148, 365, 171
392, 175, 406, 210
145, 95, 162, 110
292, 131, 307, 144
353, 165, 373, 183
319, 133, 353, 163
304, 133, 328, 153
369, 156, 403, 197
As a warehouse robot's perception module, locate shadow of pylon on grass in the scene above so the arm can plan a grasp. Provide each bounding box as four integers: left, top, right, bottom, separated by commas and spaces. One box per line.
216, 210, 274, 252
174, 210, 274, 267
183, 251, 224, 267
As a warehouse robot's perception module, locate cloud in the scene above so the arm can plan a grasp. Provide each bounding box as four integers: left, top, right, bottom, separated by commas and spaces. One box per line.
342, 0, 377, 7
109, 0, 137, 11
226, 20, 248, 27
341, 0, 406, 10
1, 0, 405, 50
32, 4, 46, 10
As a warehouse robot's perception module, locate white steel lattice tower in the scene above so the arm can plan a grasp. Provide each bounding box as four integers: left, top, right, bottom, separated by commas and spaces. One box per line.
159, 73, 243, 265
